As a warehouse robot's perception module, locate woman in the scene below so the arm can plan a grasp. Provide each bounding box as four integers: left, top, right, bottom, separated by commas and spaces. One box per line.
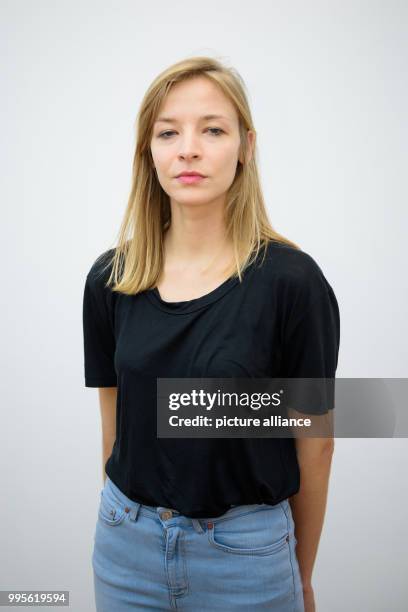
83, 56, 340, 612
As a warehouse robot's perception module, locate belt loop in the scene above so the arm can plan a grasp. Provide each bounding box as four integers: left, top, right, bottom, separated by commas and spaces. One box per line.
191, 518, 205, 534
128, 502, 141, 522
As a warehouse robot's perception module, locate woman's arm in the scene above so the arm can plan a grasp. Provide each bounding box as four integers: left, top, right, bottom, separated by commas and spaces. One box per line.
98, 387, 117, 484
288, 436, 335, 598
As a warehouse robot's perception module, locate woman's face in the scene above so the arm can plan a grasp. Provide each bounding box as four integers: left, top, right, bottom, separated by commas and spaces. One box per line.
150, 76, 253, 209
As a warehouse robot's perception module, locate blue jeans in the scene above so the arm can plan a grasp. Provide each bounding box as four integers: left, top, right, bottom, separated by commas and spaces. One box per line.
92, 476, 305, 611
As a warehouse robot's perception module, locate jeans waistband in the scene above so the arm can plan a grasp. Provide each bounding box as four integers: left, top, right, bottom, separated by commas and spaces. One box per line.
103, 475, 289, 534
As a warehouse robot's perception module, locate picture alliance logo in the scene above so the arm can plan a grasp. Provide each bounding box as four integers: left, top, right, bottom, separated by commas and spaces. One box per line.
168, 389, 284, 411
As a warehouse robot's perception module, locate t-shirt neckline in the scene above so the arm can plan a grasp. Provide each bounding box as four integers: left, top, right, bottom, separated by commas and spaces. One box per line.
144, 274, 241, 315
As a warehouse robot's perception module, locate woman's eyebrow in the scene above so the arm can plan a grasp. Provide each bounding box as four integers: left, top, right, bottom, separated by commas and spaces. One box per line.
155, 114, 231, 124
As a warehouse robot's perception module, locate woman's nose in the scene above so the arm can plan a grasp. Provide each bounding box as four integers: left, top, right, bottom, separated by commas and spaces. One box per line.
178, 151, 200, 161
177, 135, 202, 160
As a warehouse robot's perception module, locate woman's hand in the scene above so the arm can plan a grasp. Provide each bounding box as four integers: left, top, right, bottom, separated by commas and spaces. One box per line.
302, 584, 316, 612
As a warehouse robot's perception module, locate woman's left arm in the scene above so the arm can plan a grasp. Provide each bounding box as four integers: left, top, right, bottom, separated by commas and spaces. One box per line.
288, 437, 335, 602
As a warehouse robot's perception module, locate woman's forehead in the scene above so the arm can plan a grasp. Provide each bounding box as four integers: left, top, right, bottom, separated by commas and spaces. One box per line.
157, 78, 238, 122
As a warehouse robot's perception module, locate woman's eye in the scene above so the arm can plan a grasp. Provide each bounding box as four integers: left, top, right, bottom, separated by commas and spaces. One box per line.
158, 131, 176, 138
207, 127, 224, 136
158, 127, 224, 139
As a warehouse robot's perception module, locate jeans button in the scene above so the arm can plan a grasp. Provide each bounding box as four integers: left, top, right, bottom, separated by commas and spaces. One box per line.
161, 510, 173, 520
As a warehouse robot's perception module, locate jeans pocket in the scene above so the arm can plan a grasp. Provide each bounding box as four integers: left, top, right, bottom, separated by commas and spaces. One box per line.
207, 504, 290, 556
98, 489, 127, 526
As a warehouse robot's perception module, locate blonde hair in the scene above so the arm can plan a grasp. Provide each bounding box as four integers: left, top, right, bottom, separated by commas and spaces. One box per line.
102, 55, 301, 294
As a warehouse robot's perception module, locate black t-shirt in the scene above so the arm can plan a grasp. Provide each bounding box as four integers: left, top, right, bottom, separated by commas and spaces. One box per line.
82, 240, 340, 518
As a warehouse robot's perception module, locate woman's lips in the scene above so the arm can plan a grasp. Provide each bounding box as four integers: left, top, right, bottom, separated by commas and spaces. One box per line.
176, 175, 206, 184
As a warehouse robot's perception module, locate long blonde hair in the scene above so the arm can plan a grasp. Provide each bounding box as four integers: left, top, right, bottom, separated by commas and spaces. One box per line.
102, 55, 300, 294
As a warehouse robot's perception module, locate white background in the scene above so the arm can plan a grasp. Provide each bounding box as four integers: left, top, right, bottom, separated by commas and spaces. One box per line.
1, 0, 407, 610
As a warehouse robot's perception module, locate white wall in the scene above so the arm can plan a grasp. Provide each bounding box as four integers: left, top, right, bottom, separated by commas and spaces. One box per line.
1, 1, 407, 610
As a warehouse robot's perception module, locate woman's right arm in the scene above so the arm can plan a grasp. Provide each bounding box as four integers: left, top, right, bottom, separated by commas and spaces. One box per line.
98, 387, 117, 484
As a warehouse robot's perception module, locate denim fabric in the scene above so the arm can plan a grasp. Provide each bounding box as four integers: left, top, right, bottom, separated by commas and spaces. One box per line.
92, 476, 305, 611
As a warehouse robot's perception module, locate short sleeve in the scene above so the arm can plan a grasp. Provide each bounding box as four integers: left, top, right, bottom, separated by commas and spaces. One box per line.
281, 255, 340, 414
82, 250, 118, 387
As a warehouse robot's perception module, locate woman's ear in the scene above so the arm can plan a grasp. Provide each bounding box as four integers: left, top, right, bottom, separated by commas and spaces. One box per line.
239, 130, 256, 165
245, 130, 256, 164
